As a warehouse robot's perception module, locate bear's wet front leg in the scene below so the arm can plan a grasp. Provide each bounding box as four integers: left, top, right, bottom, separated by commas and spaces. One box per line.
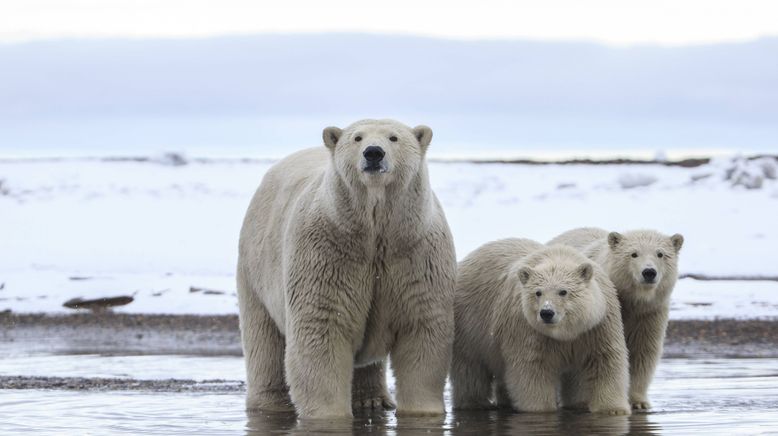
285, 321, 354, 419
352, 361, 396, 410
391, 319, 452, 416
587, 321, 631, 415
626, 311, 667, 411
237, 270, 293, 412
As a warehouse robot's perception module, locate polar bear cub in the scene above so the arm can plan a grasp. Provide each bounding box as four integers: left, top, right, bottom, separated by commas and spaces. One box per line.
549, 228, 684, 410
451, 238, 631, 415
237, 119, 456, 419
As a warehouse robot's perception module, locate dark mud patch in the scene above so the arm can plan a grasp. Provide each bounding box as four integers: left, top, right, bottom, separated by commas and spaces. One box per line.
1, 313, 777, 358
0, 375, 243, 392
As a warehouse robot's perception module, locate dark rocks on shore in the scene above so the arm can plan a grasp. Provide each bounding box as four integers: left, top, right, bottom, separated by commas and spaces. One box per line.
63, 296, 134, 311
0, 375, 244, 392
189, 286, 226, 295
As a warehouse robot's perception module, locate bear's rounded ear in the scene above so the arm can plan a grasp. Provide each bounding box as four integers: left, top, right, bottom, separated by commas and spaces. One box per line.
323, 126, 342, 150
577, 263, 594, 282
518, 266, 533, 286
607, 232, 623, 250
671, 233, 684, 252
413, 125, 433, 151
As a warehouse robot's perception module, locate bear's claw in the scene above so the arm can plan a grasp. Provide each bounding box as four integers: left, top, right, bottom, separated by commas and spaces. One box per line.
353, 394, 396, 411
632, 401, 652, 410
605, 408, 631, 416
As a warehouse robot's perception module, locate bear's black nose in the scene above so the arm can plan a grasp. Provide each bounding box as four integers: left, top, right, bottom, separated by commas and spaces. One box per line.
642, 268, 657, 282
539, 309, 555, 323
363, 146, 385, 163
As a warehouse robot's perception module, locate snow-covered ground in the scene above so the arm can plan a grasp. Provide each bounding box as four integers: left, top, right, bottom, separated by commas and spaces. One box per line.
1, 155, 777, 319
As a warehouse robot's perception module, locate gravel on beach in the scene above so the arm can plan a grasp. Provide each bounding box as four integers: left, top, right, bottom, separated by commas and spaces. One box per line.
1, 312, 776, 391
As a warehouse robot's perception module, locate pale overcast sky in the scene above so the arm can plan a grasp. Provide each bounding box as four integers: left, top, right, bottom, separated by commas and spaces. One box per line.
1, 0, 777, 45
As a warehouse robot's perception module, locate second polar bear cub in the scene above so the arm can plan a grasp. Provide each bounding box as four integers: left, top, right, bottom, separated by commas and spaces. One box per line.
549, 228, 683, 410
452, 238, 631, 415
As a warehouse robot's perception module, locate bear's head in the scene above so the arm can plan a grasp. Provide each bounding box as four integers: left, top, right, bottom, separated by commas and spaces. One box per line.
606, 230, 684, 304
322, 119, 432, 189
516, 246, 607, 341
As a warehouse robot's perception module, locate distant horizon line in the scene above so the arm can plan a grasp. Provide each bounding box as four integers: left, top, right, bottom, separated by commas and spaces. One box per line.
2, 31, 777, 49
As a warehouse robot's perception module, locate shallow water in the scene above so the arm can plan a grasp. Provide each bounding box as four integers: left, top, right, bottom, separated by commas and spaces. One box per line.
1, 355, 776, 435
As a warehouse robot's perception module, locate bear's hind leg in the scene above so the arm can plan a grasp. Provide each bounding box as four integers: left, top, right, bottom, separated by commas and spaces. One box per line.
494, 382, 512, 409
560, 371, 589, 410
238, 272, 292, 412
451, 353, 494, 410
352, 361, 396, 410
504, 357, 558, 413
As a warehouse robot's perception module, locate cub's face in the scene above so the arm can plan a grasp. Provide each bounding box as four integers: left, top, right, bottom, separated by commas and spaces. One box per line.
607, 230, 684, 303
517, 261, 602, 341
322, 120, 432, 188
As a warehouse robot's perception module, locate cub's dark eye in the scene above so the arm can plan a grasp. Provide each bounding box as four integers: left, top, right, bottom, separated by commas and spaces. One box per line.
559, 290, 567, 296
631, 252, 638, 258
355, 135, 362, 142
657, 252, 664, 258
535, 291, 542, 297
389, 135, 398, 142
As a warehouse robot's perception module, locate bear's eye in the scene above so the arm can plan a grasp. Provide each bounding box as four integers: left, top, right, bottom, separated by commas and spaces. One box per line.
535, 290, 542, 297
559, 290, 567, 296
389, 135, 398, 142
657, 252, 664, 258
354, 135, 362, 142
631, 252, 638, 258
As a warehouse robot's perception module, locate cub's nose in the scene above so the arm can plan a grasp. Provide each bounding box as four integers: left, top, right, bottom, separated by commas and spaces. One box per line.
363, 146, 385, 163
539, 309, 555, 323
642, 268, 657, 282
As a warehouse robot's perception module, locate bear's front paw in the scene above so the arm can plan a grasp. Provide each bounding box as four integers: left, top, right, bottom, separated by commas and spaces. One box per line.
352, 393, 396, 411
631, 400, 652, 411
452, 400, 496, 411
603, 407, 631, 416
515, 403, 558, 413
395, 404, 445, 417
589, 403, 631, 416
246, 389, 295, 412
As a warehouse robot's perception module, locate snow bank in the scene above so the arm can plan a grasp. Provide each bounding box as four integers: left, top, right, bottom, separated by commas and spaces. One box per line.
1, 156, 776, 318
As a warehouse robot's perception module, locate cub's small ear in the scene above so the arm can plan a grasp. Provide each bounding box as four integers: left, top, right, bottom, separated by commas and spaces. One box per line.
518, 266, 533, 286
578, 263, 594, 282
671, 233, 684, 252
323, 127, 342, 150
607, 232, 623, 250
413, 125, 433, 151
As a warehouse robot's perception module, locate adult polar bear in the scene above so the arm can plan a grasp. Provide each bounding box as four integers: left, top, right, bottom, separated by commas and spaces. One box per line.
237, 119, 456, 419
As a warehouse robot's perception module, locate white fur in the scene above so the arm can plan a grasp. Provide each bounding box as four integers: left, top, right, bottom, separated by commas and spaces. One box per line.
237, 119, 456, 418
549, 227, 684, 410
452, 239, 631, 415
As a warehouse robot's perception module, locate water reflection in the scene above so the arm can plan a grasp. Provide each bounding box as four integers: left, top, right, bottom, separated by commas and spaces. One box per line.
244, 407, 659, 435
448, 409, 655, 435
1, 358, 775, 434
245, 409, 453, 435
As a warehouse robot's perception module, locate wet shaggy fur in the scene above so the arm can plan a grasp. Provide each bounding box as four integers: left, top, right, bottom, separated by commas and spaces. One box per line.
237, 119, 456, 419
549, 227, 684, 410
451, 239, 630, 415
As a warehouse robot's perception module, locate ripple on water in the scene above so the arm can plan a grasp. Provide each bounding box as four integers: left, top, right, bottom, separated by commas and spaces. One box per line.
1, 358, 777, 434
